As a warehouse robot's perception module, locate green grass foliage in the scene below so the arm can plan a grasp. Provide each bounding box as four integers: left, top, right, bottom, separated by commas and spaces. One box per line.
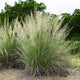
0, 13, 69, 76
19, 14, 69, 76
68, 41, 80, 55
0, 27, 21, 68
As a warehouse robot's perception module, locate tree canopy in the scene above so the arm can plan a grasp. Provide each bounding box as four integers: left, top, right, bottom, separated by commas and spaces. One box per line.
61, 9, 80, 40
0, 0, 46, 24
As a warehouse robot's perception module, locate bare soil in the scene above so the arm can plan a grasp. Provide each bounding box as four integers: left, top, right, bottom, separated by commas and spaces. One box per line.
0, 68, 80, 80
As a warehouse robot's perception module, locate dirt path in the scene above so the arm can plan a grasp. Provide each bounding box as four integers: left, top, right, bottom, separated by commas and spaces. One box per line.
0, 69, 80, 80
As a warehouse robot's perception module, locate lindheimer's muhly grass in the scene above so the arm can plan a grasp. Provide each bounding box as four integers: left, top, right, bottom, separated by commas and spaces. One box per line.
18, 13, 69, 76
0, 26, 21, 68
0, 13, 69, 76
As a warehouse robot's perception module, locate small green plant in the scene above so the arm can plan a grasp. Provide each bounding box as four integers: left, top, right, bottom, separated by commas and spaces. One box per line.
76, 65, 80, 71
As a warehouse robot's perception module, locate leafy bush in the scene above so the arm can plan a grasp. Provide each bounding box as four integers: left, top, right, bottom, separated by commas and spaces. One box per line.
19, 14, 69, 76
71, 33, 80, 41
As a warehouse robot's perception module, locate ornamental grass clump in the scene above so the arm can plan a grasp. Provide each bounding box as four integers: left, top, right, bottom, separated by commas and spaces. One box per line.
19, 14, 69, 76
0, 26, 21, 68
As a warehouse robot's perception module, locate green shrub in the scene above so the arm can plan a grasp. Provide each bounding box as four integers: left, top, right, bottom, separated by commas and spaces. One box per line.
70, 33, 80, 41
19, 14, 69, 76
